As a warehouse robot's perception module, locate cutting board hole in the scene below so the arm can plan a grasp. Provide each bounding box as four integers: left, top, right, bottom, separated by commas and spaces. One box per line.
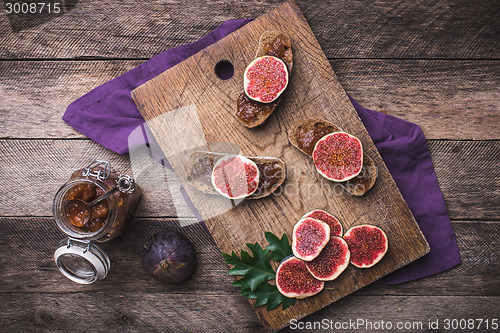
215, 60, 234, 80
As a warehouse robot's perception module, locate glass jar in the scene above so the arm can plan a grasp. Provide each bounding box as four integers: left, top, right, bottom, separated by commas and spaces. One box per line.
53, 160, 141, 284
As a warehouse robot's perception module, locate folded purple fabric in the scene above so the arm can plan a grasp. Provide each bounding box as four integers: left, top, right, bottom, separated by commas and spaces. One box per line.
63, 19, 460, 284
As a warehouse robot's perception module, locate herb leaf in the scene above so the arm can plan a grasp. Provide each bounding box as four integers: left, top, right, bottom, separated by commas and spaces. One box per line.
221, 232, 296, 310
240, 282, 295, 311
222, 242, 275, 291
265, 231, 293, 262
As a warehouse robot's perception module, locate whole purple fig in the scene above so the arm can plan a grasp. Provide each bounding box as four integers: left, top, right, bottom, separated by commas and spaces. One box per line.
142, 230, 197, 283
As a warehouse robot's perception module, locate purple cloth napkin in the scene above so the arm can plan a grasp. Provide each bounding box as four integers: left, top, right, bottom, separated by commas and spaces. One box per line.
63, 19, 460, 284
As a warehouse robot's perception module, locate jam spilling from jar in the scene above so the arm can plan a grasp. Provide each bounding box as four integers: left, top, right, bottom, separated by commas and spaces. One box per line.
236, 34, 289, 125
64, 183, 109, 232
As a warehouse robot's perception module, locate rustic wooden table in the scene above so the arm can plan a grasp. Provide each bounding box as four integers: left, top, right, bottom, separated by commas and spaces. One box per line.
1, 1, 498, 332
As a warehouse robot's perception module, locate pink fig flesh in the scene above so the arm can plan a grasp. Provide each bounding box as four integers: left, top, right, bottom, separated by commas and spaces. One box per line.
276, 256, 324, 299
343, 225, 388, 268
243, 56, 289, 103
312, 132, 363, 182
211, 155, 259, 199
292, 218, 330, 261
303, 210, 343, 237
305, 236, 350, 281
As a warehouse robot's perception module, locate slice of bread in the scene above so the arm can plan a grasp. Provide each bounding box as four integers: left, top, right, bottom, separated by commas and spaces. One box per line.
185, 151, 286, 199
289, 118, 377, 196
235, 31, 293, 128
289, 118, 342, 156
342, 154, 377, 196
255, 31, 293, 73
247, 156, 286, 200
185, 151, 221, 195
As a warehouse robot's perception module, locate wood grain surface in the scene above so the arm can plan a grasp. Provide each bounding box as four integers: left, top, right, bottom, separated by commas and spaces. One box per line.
0, 0, 497, 59
0, 0, 498, 331
131, 2, 429, 330
2, 292, 497, 333
1, 60, 498, 140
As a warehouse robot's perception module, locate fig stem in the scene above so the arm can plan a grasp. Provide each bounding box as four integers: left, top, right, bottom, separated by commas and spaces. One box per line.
159, 260, 169, 271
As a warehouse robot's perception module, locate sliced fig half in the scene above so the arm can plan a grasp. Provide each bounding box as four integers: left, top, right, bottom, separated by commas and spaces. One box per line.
276, 256, 324, 299
211, 154, 259, 199
244, 55, 289, 103
343, 225, 388, 268
303, 210, 343, 237
288, 118, 377, 196
305, 236, 350, 281
313, 132, 363, 182
288, 118, 342, 157
292, 218, 330, 261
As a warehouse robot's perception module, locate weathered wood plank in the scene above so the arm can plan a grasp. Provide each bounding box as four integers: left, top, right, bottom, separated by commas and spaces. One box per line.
428, 140, 500, 221
0, 0, 498, 59
0, 60, 142, 139
1, 140, 498, 220
0, 292, 497, 332
1, 60, 497, 140
0, 218, 497, 297
333, 60, 500, 140
0, 218, 233, 293
279, 296, 499, 333
0, 292, 264, 332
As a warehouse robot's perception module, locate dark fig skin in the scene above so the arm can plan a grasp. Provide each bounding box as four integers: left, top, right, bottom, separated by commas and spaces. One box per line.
142, 230, 197, 284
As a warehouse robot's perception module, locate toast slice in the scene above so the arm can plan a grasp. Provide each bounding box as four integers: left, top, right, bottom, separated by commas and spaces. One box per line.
235, 31, 293, 128
289, 118, 377, 196
185, 151, 286, 199
256, 31, 293, 73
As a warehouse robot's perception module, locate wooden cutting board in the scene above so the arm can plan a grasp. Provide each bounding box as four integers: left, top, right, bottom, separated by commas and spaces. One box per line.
131, 1, 429, 331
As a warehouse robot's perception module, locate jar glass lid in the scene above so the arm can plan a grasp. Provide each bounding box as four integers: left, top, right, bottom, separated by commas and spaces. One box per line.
54, 239, 110, 284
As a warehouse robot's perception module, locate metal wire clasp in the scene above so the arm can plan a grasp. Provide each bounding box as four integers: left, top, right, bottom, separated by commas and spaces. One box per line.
83, 160, 111, 180
66, 238, 92, 254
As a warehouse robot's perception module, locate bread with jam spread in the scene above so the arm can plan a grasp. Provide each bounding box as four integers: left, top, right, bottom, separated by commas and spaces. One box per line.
185, 151, 286, 199
289, 118, 377, 196
235, 31, 293, 128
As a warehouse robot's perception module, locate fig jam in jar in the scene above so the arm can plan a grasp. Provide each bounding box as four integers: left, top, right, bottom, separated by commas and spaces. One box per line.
53, 160, 141, 284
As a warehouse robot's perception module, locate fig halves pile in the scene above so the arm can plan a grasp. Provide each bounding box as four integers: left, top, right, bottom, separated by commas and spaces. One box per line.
276, 209, 388, 299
